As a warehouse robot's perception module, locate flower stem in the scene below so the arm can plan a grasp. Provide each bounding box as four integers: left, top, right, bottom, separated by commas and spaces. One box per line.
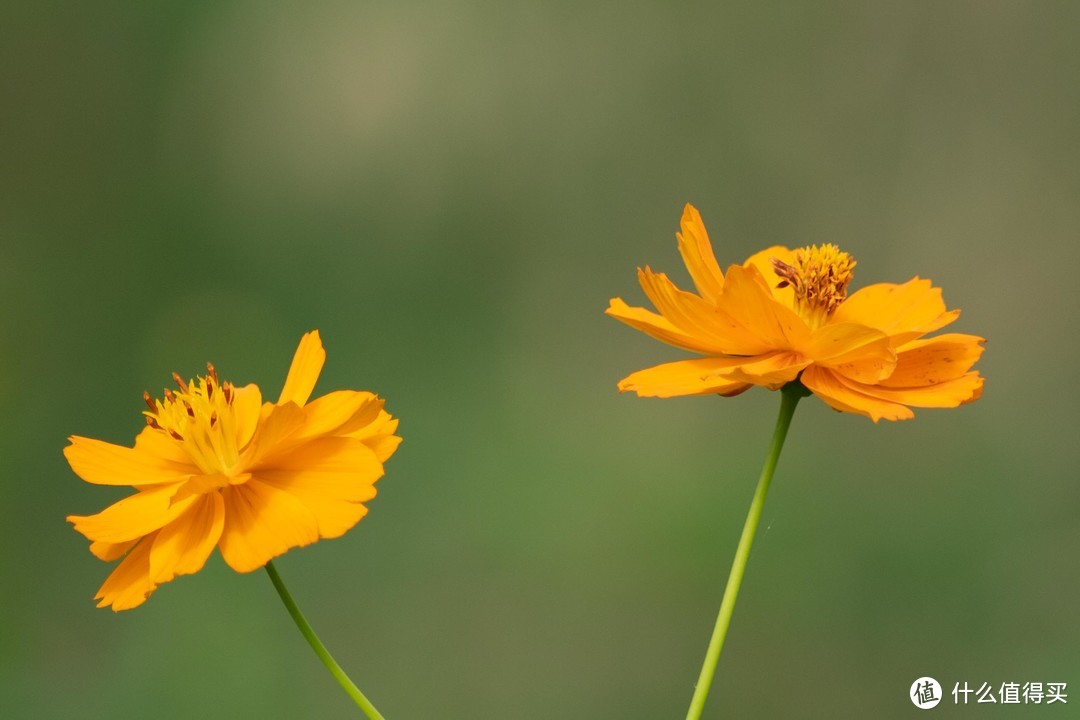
684, 382, 807, 720
265, 560, 386, 720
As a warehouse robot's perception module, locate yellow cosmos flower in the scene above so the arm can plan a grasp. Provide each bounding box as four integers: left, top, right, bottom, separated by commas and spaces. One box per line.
607, 204, 985, 421
65, 331, 400, 611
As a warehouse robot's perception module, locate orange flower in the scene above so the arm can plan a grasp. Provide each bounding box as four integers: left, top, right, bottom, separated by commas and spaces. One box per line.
66, 331, 400, 610
607, 204, 984, 421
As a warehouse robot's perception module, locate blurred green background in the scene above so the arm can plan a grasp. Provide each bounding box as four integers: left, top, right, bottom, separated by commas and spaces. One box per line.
2, 2, 1078, 718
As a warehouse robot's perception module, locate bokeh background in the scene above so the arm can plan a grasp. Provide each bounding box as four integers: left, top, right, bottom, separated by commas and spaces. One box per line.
2, 2, 1078, 718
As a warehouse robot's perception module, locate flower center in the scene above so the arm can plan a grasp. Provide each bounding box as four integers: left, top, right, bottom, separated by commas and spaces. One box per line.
144, 363, 243, 475
771, 244, 856, 329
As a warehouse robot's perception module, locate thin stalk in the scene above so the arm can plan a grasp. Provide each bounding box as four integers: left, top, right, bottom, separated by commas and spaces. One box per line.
684, 382, 807, 720
265, 560, 386, 720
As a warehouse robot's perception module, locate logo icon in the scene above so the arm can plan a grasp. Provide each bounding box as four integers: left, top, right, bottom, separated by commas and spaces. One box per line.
911, 677, 942, 709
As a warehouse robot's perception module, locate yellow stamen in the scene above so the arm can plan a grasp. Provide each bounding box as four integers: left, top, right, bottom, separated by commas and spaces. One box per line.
144, 367, 243, 476
771, 244, 856, 329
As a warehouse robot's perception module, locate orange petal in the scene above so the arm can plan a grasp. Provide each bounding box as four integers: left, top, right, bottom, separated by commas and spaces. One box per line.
800, 366, 914, 422
845, 371, 984, 409
240, 401, 306, 467
806, 322, 897, 383
68, 485, 195, 544
880, 334, 986, 387
257, 438, 383, 538
675, 204, 725, 302
725, 351, 810, 389
803, 365, 984, 422
64, 436, 194, 487
255, 437, 383, 498
637, 268, 735, 349
231, 383, 264, 451
217, 480, 320, 573
293, 390, 383, 442
606, 298, 727, 354
742, 245, 796, 305
834, 278, 959, 344
617, 357, 758, 397
132, 426, 192, 465
346, 410, 402, 463
170, 472, 240, 505
277, 330, 326, 407
93, 534, 160, 611
89, 538, 138, 562
149, 492, 226, 584
714, 264, 810, 353
276, 497, 368, 542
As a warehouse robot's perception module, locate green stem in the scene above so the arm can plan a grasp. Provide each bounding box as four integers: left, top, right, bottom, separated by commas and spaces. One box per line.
684, 382, 807, 720
265, 560, 386, 720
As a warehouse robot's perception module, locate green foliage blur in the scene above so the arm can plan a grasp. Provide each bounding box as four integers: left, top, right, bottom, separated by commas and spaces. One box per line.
2, 2, 1077, 718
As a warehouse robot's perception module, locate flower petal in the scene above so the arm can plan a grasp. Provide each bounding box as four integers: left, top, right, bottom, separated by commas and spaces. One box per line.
675, 204, 725, 302
256, 437, 382, 499
346, 410, 402, 463
218, 479, 320, 573
800, 366, 914, 422
617, 357, 758, 397
847, 372, 985, 409
231, 383, 264, 452
149, 492, 226, 584
880, 333, 986, 387
277, 330, 326, 407
256, 437, 383, 538
240, 401, 306, 467
806, 322, 897, 383
802, 365, 984, 422
293, 390, 384, 442
93, 535, 160, 611
606, 298, 726, 354
714, 264, 811, 353
298, 391, 402, 463
90, 538, 138, 562
742, 245, 796, 305
64, 436, 194, 487
724, 351, 810, 389
834, 278, 960, 344
68, 485, 195, 544
637, 268, 734, 349
132, 426, 191, 465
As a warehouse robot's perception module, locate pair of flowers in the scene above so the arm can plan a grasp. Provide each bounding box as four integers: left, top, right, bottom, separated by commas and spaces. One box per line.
67, 202, 983, 609
66, 203, 983, 718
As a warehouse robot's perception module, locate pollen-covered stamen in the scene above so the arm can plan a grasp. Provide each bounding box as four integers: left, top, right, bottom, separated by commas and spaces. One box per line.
771, 244, 856, 328
142, 366, 244, 475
